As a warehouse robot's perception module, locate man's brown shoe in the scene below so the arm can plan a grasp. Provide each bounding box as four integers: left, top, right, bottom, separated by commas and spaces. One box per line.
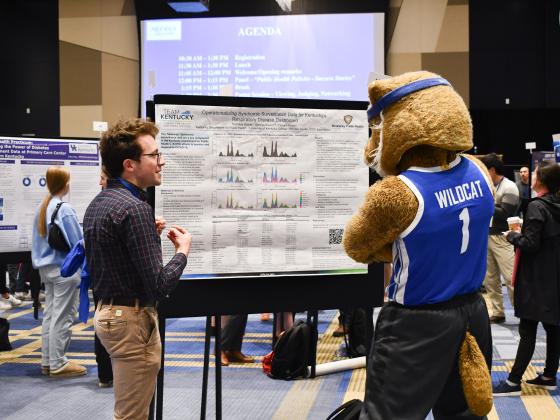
489, 316, 506, 324
220, 351, 230, 366
50, 361, 87, 378
41, 366, 50, 376
224, 350, 254, 363
332, 325, 345, 337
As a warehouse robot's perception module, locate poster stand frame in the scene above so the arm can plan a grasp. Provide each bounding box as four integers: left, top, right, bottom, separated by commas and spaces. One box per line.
0, 136, 99, 319
147, 95, 383, 420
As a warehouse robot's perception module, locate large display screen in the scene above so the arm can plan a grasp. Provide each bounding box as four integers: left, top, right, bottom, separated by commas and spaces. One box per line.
141, 13, 384, 115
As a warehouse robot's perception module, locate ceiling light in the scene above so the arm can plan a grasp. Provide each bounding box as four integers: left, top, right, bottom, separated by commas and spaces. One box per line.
167, 1, 209, 13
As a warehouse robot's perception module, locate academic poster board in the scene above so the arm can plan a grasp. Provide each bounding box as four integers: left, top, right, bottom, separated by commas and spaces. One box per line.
152, 95, 369, 280
0, 136, 101, 254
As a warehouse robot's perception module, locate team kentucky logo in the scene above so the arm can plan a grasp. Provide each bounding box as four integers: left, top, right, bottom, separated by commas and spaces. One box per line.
343, 115, 353, 125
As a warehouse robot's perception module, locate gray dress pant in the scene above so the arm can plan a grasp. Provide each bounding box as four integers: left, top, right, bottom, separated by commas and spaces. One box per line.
221, 314, 247, 351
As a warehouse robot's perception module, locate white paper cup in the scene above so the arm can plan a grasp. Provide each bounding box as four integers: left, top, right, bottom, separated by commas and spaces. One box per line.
507, 216, 522, 231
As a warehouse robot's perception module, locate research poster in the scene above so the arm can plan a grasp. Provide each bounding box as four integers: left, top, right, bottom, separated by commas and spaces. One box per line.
0, 137, 100, 253
155, 103, 369, 279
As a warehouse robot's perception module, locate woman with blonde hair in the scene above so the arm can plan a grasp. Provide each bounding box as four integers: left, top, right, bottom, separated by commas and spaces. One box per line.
31, 166, 86, 377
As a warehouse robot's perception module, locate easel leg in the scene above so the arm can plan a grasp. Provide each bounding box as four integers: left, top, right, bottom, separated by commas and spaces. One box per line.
201, 316, 212, 420
215, 314, 222, 420
307, 311, 318, 378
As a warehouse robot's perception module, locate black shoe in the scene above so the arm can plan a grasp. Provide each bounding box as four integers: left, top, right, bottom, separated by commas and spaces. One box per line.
98, 379, 113, 388
490, 315, 506, 324
493, 380, 521, 396
332, 325, 345, 337
526, 374, 557, 390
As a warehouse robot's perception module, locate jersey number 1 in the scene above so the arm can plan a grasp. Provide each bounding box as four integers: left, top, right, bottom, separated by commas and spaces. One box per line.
459, 208, 470, 254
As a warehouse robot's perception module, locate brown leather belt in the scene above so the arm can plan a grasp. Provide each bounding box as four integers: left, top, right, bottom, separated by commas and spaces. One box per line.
100, 297, 156, 307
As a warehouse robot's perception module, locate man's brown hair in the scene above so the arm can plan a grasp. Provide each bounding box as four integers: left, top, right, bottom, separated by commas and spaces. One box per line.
100, 118, 159, 178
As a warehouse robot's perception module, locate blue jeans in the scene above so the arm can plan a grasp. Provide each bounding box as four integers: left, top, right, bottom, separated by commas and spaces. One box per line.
39, 265, 80, 370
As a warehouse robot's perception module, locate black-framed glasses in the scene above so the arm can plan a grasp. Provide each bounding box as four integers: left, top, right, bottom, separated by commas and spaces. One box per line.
142, 152, 163, 164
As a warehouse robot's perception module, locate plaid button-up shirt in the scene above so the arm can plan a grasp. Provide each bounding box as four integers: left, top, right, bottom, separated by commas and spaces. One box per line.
84, 179, 187, 300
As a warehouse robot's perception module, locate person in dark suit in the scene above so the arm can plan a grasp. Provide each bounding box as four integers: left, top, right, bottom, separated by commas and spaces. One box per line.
516, 166, 530, 217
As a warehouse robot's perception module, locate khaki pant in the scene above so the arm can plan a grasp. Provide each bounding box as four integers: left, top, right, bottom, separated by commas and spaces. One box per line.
483, 235, 514, 318
94, 302, 161, 420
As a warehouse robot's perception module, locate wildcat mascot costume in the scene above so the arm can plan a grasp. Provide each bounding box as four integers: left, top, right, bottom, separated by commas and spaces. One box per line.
344, 71, 494, 419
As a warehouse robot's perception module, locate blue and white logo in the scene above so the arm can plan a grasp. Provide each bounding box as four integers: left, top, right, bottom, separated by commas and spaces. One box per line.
69, 143, 98, 154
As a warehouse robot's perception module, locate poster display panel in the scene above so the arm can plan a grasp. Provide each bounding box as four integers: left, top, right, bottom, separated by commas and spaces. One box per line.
154, 101, 369, 279
0, 137, 100, 254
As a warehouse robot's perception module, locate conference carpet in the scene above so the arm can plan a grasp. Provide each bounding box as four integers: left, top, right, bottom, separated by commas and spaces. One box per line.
0, 288, 558, 419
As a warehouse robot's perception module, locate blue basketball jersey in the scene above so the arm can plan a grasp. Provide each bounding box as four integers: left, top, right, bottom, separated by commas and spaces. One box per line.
388, 156, 494, 306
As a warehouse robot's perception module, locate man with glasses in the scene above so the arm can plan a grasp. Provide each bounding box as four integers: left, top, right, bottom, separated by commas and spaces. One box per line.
84, 117, 192, 420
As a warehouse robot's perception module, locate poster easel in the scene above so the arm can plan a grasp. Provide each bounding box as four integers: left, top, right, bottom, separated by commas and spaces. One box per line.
147, 95, 383, 419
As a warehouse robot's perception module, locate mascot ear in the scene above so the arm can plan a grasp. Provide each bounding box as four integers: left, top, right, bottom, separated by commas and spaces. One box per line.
368, 79, 387, 106
367, 71, 443, 120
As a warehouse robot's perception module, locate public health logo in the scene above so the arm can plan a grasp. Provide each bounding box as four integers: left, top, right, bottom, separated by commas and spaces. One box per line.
343, 115, 353, 125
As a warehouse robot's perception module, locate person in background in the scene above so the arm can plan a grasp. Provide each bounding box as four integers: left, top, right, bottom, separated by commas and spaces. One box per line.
516, 166, 531, 217
11, 263, 46, 303
93, 166, 114, 387
13, 263, 31, 301
479, 153, 519, 323
0, 268, 22, 311
493, 161, 560, 395
31, 166, 85, 377
220, 314, 255, 366
85, 118, 192, 419
61, 166, 115, 388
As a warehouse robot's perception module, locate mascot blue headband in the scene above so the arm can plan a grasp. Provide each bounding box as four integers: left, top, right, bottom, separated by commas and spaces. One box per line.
367, 77, 451, 121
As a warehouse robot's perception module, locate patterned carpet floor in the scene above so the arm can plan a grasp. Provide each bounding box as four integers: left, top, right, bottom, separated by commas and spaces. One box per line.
1, 287, 559, 419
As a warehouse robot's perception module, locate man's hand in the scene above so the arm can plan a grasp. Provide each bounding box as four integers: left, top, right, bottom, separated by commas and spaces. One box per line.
167, 225, 192, 256
155, 216, 166, 236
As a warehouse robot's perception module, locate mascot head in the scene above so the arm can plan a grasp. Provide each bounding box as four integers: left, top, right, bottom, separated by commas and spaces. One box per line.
364, 71, 473, 176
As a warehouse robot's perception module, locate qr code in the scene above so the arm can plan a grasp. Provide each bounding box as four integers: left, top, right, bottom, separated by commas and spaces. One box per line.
329, 228, 344, 244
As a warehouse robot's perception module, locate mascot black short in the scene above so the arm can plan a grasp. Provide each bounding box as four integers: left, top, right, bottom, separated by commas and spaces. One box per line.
361, 293, 491, 420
